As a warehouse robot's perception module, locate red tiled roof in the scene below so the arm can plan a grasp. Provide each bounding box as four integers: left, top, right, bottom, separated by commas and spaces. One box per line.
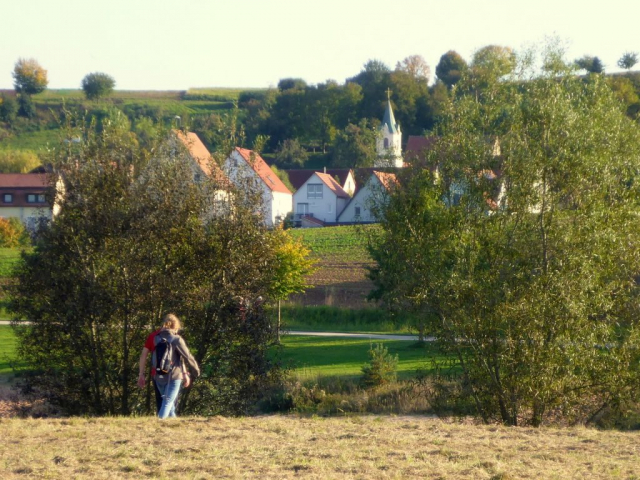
285, 169, 353, 191
173, 130, 228, 184
235, 147, 292, 194
0, 173, 48, 188
405, 135, 437, 160
372, 171, 398, 191
314, 172, 350, 199
0, 173, 50, 208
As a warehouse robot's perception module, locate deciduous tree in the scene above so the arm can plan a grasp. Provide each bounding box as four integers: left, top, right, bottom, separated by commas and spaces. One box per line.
395, 54, 430, 82
618, 52, 639, 71
435, 50, 467, 88
10, 115, 285, 416
370, 43, 640, 426
266, 229, 315, 342
12, 58, 48, 95
81, 72, 116, 100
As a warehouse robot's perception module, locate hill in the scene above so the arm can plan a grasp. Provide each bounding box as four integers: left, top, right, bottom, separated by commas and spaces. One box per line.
0, 415, 637, 479
0, 88, 262, 153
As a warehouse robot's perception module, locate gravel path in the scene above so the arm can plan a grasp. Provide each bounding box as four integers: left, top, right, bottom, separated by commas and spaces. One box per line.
1, 322, 426, 341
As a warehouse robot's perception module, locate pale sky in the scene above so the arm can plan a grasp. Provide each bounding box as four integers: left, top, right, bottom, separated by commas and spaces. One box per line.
1, 0, 638, 90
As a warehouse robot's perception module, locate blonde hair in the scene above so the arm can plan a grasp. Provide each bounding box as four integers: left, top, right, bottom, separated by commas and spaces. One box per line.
162, 313, 182, 334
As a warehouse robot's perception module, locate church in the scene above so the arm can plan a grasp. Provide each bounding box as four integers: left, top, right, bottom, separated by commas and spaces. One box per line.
374, 92, 403, 168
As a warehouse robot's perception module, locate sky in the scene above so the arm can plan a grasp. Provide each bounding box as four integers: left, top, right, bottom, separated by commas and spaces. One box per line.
1, 0, 639, 90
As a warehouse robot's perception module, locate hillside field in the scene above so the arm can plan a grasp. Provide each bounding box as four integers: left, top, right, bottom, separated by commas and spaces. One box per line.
0, 415, 638, 479
0, 88, 256, 152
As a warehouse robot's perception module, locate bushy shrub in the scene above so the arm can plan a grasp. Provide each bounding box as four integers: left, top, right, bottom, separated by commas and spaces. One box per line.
360, 343, 398, 388
0, 218, 29, 247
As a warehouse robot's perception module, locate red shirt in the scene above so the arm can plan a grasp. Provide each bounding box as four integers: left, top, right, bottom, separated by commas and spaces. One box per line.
145, 329, 161, 376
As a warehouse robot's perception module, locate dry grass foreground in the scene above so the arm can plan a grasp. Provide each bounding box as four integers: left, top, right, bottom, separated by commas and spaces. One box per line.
0, 415, 638, 479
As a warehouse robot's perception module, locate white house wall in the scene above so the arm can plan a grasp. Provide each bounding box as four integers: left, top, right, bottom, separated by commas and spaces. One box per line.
272, 190, 292, 226
293, 176, 345, 223
338, 177, 385, 223
224, 150, 292, 227
0, 206, 52, 227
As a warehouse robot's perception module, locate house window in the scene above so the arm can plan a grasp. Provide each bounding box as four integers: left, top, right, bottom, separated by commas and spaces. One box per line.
328, 203, 332, 213
355, 206, 361, 217
384, 138, 389, 148
3, 194, 13, 204
297, 203, 309, 216
307, 183, 323, 199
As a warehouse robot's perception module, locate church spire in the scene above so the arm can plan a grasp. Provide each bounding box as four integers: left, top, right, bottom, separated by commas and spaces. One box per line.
376, 91, 403, 167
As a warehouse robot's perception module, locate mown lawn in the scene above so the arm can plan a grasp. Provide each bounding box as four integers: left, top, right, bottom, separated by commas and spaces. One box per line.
278, 335, 445, 381
0, 325, 23, 375
0, 247, 22, 278
0, 326, 441, 380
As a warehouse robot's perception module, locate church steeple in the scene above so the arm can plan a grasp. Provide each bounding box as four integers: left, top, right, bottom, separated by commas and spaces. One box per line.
376, 89, 403, 167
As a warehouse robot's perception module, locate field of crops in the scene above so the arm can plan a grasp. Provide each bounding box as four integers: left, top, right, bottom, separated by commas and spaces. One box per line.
289, 226, 379, 308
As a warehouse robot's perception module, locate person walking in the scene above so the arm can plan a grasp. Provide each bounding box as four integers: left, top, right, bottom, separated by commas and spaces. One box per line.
149, 314, 200, 419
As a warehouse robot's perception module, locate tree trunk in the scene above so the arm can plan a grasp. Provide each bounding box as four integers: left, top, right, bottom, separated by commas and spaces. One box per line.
276, 300, 281, 344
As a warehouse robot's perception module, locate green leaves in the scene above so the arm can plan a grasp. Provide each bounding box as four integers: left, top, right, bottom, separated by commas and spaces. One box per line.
371, 42, 640, 425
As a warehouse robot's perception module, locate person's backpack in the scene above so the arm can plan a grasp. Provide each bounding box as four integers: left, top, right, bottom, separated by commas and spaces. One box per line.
154, 334, 176, 378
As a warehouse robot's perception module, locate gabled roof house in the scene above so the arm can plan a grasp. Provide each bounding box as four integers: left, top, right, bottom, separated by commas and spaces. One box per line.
338, 171, 397, 223
0, 173, 61, 228
224, 147, 293, 227
286, 169, 356, 196
293, 172, 351, 226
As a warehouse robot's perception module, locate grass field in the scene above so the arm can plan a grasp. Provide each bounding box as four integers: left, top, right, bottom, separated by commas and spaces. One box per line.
280, 305, 414, 334
0, 326, 436, 381
0, 415, 638, 479
279, 335, 441, 381
0, 248, 22, 278
0, 325, 21, 375
289, 225, 377, 308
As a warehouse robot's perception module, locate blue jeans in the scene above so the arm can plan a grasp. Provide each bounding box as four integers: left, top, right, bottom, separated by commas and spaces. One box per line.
157, 379, 182, 419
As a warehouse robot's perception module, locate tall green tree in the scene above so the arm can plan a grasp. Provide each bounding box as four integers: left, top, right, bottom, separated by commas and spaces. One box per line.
435, 50, 468, 88
81, 72, 116, 100
10, 115, 285, 416
471, 45, 516, 79
331, 119, 378, 169
575, 55, 605, 74
618, 52, 639, 71
369, 44, 640, 426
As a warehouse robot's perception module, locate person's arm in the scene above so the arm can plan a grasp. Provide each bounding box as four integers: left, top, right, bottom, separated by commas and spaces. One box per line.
137, 347, 150, 388
181, 363, 191, 388
176, 339, 201, 379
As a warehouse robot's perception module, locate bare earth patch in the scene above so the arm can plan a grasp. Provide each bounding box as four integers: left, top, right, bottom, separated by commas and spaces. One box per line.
0, 415, 638, 479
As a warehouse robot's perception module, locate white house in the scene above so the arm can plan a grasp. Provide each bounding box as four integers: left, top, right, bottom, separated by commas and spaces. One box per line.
338, 171, 397, 223
286, 168, 356, 196
293, 172, 351, 225
224, 147, 292, 227
0, 173, 62, 229
172, 130, 228, 186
